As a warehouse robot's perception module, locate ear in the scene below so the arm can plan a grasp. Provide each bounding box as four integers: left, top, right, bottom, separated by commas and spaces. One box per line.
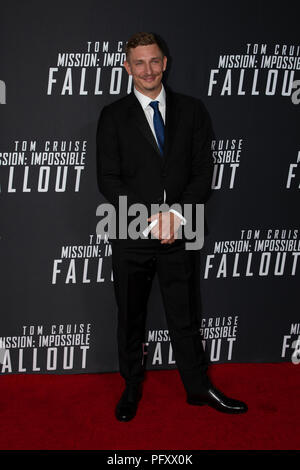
162, 56, 167, 72
123, 60, 132, 75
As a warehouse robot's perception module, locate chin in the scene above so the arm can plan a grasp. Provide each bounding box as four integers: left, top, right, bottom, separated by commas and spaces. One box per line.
142, 82, 160, 91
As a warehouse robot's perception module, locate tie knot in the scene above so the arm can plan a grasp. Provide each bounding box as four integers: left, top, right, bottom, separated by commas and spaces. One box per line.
149, 101, 159, 111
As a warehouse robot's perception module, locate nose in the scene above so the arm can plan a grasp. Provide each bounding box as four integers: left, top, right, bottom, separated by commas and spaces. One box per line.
144, 62, 153, 75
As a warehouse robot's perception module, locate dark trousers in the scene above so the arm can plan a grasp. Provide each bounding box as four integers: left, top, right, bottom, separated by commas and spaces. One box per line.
111, 238, 210, 397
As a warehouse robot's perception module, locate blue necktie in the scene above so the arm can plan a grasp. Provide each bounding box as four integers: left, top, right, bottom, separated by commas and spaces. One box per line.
149, 101, 165, 155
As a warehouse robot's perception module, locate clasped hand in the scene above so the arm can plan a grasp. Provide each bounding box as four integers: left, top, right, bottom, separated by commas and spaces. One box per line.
147, 211, 182, 244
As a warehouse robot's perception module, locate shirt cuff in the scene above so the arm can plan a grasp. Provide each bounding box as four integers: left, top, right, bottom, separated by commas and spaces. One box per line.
169, 209, 187, 225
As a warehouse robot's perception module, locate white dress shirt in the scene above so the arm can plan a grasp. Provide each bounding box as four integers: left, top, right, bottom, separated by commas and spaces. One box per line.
133, 84, 186, 226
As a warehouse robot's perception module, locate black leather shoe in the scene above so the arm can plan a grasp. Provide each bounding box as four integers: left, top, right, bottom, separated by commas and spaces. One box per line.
115, 383, 143, 422
187, 386, 248, 414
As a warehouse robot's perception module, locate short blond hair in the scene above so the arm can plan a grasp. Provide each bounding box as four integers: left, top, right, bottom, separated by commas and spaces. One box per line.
125, 32, 165, 59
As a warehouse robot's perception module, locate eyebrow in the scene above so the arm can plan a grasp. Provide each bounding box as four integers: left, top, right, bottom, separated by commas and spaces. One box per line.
133, 56, 162, 62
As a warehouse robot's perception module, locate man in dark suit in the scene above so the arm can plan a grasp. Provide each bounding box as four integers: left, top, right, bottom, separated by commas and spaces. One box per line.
96, 32, 247, 421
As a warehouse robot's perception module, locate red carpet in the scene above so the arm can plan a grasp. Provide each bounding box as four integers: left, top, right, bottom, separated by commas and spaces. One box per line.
0, 363, 299, 450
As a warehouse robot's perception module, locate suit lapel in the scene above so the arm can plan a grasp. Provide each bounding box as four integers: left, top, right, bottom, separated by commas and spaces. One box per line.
127, 87, 181, 167
163, 87, 180, 169
128, 93, 161, 157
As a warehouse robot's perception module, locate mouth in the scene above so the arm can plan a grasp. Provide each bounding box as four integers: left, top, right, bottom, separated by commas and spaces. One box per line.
142, 76, 157, 82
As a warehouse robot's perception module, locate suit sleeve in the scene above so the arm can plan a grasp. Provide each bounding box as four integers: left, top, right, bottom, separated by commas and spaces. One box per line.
178, 99, 214, 208
96, 106, 146, 209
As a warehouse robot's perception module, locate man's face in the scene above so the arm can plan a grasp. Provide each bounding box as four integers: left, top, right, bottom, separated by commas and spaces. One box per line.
124, 44, 167, 97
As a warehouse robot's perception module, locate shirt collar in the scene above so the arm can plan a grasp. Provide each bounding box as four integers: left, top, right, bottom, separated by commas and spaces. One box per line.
134, 83, 166, 110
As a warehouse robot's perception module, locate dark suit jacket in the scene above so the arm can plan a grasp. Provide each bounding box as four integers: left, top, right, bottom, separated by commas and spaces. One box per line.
96, 86, 214, 244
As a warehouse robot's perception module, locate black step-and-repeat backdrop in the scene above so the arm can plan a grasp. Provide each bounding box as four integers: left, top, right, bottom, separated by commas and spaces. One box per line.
1, 1, 299, 375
